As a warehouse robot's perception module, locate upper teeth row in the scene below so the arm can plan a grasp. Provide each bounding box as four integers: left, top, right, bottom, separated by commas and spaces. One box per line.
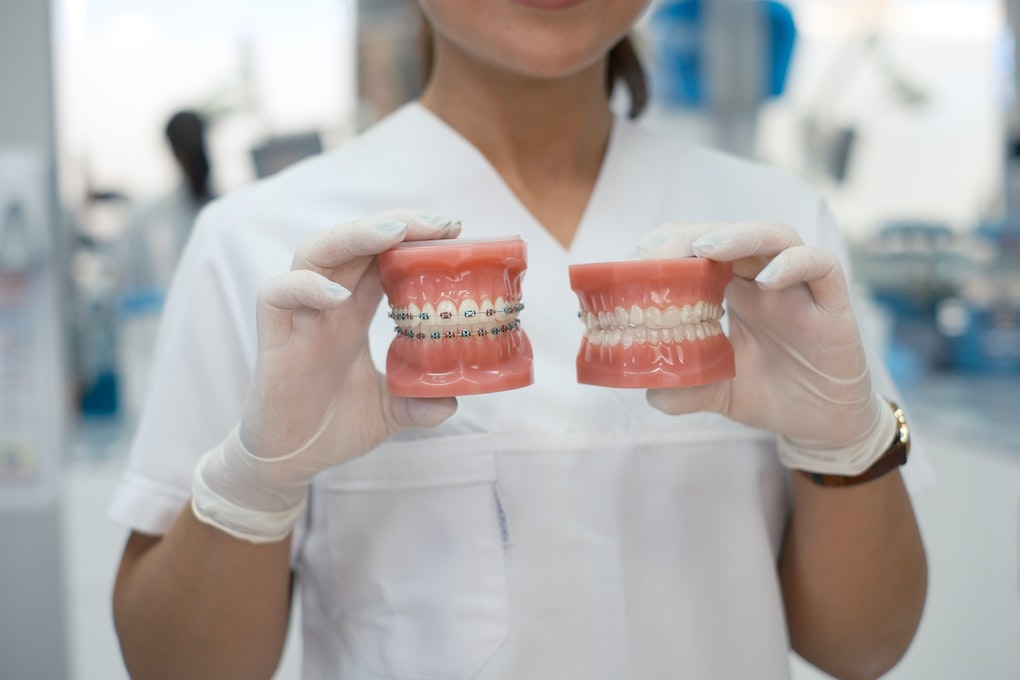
585, 323, 723, 346
579, 302, 724, 331
389, 297, 524, 329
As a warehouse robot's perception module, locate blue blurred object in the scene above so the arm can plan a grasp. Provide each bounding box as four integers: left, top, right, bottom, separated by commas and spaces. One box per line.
943, 306, 1020, 374
884, 340, 928, 387
650, 0, 797, 108
975, 218, 1020, 253
853, 222, 962, 377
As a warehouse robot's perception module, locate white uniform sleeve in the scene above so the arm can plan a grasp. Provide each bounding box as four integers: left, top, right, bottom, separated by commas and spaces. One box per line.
108, 204, 253, 535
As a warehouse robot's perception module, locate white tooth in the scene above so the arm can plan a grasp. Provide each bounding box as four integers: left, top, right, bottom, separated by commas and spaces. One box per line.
585, 312, 597, 331
588, 329, 603, 345
615, 306, 629, 328
671, 327, 684, 343
598, 310, 610, 329
680, 305, 694, 324
663, 306, 681, 328
420, 302, 436, 325
633, 326, 647, 344
480, 297, 495, 320
407, 302, 421, 328
495, 296, 508, 322
649, 328, 662, 344
458, 298, 479, 323
437, 299, 457, 326
684, 325, 698, 342
695, 323, 706, 340
644, 306, 662, 329
621, 329, 635, 348
630, 305, 643, 327
609, 329, 622, 346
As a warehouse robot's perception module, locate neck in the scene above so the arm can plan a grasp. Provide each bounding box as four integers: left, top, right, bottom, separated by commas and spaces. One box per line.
420, 47, 614, 248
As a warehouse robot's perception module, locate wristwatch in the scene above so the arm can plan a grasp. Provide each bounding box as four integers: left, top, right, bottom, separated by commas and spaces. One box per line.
799, 401, 911, 487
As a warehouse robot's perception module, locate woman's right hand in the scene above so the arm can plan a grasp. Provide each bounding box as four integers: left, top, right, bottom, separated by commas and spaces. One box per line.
192, 210, 461, 542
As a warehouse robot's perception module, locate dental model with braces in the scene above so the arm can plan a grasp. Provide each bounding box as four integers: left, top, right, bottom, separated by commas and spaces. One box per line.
569, 258, 736, 388
388, 300, 525, 340
378, 237, 533, 397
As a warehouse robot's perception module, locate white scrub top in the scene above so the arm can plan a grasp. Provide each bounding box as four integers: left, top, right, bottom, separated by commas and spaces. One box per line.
109, 103, 932, 680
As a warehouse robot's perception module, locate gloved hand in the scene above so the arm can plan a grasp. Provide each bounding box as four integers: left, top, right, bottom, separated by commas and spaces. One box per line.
632, 221, 896, 478
192, 210, 462, 543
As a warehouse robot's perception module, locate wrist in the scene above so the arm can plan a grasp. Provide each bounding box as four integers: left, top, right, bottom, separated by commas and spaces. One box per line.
777, 396, 903, 477
191, 428, 310, 543
796, 401, 911, 487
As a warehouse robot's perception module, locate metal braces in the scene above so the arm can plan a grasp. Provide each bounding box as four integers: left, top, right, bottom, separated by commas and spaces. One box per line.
388, 302, 525, 322
392, 319, 523, 340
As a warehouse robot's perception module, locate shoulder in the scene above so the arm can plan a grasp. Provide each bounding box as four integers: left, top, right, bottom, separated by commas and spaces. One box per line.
189, 105, 434, 271
618, 117, 830, 241
628, 118, 819, 200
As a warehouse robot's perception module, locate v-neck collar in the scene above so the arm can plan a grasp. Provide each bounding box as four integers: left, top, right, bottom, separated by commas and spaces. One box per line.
362, 102, 669, 262
361, 102, 691, 431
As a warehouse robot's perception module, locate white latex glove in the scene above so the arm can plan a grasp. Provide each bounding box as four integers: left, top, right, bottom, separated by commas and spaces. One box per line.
632, 221, 896, 477
193, 210, 462, 542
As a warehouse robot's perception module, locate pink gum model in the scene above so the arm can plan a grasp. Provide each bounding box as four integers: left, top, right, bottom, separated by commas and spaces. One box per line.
569, 258, 735, 388
378, 237, 533, 397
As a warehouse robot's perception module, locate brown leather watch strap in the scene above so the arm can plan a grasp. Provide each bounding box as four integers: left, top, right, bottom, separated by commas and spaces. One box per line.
798, 401, 911, 487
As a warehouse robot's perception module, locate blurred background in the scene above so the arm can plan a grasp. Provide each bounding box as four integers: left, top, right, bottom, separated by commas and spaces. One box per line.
0, 0, 1017, 678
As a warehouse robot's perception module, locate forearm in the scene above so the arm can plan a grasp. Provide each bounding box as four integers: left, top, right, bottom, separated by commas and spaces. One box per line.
113, 505, 293, 680
780, 470, 927, 679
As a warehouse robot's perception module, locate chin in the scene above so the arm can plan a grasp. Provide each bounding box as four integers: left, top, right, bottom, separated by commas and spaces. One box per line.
423, 0, 647, 83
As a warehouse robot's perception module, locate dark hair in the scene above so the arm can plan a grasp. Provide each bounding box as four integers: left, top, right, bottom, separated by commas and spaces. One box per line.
606, 36, 648, 119
417, 15, 648, 119
165, 110, 212, 203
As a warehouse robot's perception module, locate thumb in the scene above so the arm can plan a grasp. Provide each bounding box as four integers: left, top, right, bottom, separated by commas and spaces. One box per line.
646, 384, 723, 416
387, 395, 459, 430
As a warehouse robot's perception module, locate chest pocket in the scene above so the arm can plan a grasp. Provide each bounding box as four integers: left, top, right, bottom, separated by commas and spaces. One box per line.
317, 433, 508, 680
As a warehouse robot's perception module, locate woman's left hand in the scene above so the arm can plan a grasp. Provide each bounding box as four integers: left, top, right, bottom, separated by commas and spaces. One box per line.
632, 221, 895, 475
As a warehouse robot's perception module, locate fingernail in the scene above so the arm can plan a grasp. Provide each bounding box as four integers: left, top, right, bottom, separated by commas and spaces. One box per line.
418, 211, 456, 229
375, 219, 407, 235
691, 233, 723, 255
754, 263, 779, 286
440, 219, 462, 237
646, 390, 666, 411
326, 281, 351, 300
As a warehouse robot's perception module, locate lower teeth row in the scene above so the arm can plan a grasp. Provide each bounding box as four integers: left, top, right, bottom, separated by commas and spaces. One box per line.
393, 320, 522, 341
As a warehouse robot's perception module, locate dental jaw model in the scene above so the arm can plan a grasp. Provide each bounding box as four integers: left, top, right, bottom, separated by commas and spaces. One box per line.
379, 237, 533, 397
569, 258, 735, 388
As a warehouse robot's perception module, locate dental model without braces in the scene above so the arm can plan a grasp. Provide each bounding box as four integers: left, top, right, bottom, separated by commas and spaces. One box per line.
569, 258, 736, 388
378, 236, 533, 397
578, 301, 725, 347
